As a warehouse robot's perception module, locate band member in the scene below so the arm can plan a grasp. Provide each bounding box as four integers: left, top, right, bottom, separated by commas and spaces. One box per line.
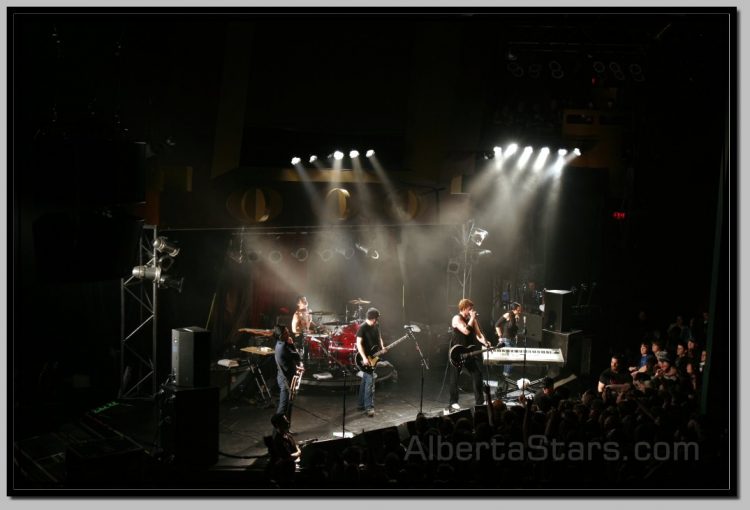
291, 295, 313, 360
448, 298, 489, 410
495, 302, 522, 378
269, 413, 301, 486
274, 323, 302, 419
356, 307, 385, 417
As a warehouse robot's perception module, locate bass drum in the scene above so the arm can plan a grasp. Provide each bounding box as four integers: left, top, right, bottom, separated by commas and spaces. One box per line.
304, 334, 330, 360
328, 321, 360, 366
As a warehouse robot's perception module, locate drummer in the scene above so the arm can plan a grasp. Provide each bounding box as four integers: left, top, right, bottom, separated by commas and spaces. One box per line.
291, 295, 314, 360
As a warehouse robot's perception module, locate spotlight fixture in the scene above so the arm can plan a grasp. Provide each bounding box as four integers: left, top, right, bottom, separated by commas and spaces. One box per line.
469, 227, 488, 247
517, 146, 533, 169
268, 250, 282, 264
533, 147, 550, 171
291, 248, 309, 262
153, 236, 180, 257
349, 150, 359, 158
493, 146, 503, 157
131, 265, 184, 292
309, 155, 318, 163
318, 248, 334, 262
558, 149, 568, 156
291, 156, 301, 165
333, 151, 344, 161
505, 144, 518, 157
477, 249, 492, 257
355, 243, 379, 260
447, 259, 460, 274
365, 149, 375, 158
246, 250, 261, 262
573, 148, 581, 156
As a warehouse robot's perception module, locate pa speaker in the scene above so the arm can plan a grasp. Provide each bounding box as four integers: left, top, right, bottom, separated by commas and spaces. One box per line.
542, 329, 591, 376
160, 386, 219, 466
172, 327, 211, 387
543, 289, 574, 332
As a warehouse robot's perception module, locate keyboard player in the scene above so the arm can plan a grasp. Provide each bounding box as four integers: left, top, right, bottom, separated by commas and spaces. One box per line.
495, 302, 522, 378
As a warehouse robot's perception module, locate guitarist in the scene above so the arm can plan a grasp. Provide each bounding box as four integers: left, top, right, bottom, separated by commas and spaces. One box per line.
356, 307, 385, 417
274, 323, 302, 420
448, 299, 489, 411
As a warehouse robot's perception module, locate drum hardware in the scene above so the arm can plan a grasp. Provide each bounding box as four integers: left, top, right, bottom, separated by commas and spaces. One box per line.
238, 327, 274, 337
348, 298, 371, 305
237, 348, 274, 406
322, 320, 345, 326
310, 310, 336, 315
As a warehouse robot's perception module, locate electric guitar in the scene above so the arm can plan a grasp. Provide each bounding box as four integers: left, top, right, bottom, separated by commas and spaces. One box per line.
354, 326, 419, 373
449, 343, 500, 369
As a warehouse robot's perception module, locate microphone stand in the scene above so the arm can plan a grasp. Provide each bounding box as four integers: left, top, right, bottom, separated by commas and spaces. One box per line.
520, 316, 529, 399
411, 329, 429, 416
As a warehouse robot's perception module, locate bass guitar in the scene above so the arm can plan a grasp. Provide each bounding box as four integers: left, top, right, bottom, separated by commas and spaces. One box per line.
354, 325, 420, 373
449, 343, 499, 369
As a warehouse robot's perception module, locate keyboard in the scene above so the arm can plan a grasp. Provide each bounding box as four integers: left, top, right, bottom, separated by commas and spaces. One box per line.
483, 347, 564, 365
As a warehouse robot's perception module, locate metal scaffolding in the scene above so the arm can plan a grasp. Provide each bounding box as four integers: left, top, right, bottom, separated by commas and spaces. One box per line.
119, 225, 159, 399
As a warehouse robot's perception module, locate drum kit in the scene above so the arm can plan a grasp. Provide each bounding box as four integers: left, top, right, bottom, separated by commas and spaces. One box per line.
302, 298, 372, 370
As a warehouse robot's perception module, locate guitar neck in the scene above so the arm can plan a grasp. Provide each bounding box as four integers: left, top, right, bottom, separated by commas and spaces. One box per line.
373, 333, 410, 357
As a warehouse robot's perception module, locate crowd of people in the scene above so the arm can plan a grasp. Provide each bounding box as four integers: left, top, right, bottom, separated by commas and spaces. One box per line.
261, 312, 720, 489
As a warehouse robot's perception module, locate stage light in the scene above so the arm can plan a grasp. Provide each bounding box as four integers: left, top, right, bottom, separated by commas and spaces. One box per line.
517, 146, 533, 169
469, 227, 488, 247
131, 265, 184, 292
493, 146, 503, 157
333, 151, 344, 161
533, 147, 550, 171
309, 155, 318, 163
558, 149, 568, 156
268, 250, 282, 264
246, 250, 261, 262
477, 249, 492, 257
291, 248, 309, 262
447, 259, 460, 274
157, 255, 175, 272
291, 156, 301, 165
505, 144, 518, 157
365, 149, 375, 158
318, 249, 334, 262
355, 243, 379, 260
573, 148, 581, 156
132, 264, 160, 281
349, 150, 359, 158
153, 236, 180, 257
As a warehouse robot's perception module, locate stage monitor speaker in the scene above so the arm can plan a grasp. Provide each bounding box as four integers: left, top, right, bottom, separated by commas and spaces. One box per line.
160, 386, 219, 466
172, 327, 211, 387
523, 312, 543, 343
542, 329, 591, 376
300, 437, 352, 469
543, 289, 574, 332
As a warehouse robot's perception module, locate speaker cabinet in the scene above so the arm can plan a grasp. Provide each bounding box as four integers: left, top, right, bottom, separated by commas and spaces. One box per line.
172, 327, 211, 387
523, 312, 543, 342
160, 386, 219, 466
543, 289, 574, 332
542, 329, 591, 376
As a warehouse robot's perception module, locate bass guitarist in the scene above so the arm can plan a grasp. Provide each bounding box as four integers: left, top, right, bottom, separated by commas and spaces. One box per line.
448, 298, 490, 411
356, 307, 385, 417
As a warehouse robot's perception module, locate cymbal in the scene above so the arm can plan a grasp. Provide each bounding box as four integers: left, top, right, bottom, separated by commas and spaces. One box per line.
238, 328, 273, 336
310, 310, 336, 315
349, 298, 371, 305
323, 320, 345, 326
240, 346, 274, 355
